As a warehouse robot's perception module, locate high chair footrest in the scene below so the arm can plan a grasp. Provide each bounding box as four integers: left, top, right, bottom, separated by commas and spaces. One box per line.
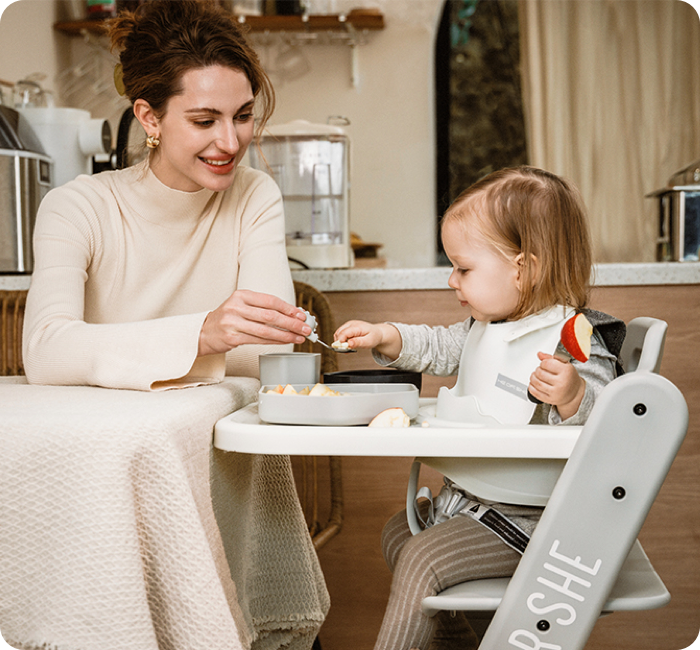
422, 540, 670, 618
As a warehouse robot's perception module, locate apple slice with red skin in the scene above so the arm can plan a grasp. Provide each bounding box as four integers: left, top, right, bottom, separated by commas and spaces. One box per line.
560, 312, 593, 362
527, 313, 593, 404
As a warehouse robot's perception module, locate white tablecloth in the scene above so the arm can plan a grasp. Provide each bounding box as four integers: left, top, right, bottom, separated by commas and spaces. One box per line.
0, 377, 328, 650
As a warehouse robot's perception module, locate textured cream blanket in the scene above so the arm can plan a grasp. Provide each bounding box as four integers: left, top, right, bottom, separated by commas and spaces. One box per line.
0, 377, 329, 650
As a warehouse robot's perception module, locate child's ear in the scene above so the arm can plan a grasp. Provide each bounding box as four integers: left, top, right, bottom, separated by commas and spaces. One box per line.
515, 253, 539, 290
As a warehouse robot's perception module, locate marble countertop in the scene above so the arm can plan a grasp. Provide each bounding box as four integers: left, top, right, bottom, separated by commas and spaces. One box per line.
291, 262, 700, 292
3, 262, 699, 293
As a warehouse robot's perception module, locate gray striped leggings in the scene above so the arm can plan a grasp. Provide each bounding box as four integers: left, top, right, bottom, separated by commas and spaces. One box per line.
374, 507, 522, 650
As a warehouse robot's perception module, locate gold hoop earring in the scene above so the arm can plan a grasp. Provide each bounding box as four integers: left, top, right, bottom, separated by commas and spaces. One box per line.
146, 134, 161, 149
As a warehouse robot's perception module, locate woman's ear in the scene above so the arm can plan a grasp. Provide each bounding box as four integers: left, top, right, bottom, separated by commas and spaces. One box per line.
515, 253, 539, 290
133, 99, 160, 138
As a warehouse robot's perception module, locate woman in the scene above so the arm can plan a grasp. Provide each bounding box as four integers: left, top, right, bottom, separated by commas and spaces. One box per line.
22, 0, 310, 391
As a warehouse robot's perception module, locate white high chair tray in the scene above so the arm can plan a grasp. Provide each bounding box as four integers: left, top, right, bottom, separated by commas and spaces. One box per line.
214, 398, 582, 458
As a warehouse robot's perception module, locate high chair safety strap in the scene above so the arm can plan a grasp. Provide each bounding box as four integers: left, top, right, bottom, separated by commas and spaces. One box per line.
414, 480, 531, 555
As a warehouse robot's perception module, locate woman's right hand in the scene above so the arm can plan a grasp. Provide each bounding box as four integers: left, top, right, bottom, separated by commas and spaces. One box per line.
198, 289, 311, 356
334, 320, 402, 360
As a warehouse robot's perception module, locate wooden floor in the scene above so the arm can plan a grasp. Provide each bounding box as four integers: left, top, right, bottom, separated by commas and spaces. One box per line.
312, 284, 700, 650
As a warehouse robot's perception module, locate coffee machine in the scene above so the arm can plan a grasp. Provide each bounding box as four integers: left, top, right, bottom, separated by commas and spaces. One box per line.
19, 107, 112, 189
647, 159, 700, 262
248, 119, 353, 269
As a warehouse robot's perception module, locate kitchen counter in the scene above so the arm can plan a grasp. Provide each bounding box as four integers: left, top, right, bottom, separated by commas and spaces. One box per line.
291, 262, 700, 292
3, 262, 699, 292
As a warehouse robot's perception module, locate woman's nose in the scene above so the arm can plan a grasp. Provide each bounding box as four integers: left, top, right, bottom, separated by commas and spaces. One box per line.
217, 124, 240, 154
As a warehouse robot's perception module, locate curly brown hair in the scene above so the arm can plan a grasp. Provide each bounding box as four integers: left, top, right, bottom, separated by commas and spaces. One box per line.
442, 166, 592, 320
108, 0, 274, 139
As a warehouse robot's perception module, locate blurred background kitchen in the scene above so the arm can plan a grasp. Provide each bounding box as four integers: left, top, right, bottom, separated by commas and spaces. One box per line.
2, 0, 699, 274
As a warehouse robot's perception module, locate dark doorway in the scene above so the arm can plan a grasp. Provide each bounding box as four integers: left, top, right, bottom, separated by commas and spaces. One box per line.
435, 0, 528, 263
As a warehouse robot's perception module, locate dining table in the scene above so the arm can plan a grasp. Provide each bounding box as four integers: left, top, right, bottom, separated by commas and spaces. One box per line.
0, 376, 329, 650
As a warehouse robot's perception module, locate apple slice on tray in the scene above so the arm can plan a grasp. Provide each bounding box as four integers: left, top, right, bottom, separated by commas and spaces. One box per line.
527, 312, 593, 404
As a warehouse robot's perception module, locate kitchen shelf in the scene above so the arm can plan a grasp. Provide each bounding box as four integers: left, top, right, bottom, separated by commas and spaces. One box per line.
53, 20, 108, 36
54, 11, 384, 36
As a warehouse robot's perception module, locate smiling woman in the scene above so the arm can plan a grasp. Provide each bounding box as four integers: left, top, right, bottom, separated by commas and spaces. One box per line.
134, 66, 256, 192
22, 0, 315, 391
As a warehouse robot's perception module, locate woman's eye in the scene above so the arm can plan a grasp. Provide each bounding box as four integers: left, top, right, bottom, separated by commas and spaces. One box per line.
236, 113, 254, 122
194, 120, 214, 127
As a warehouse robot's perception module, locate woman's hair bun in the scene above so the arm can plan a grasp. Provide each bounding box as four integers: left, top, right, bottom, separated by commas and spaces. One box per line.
107, 10, 139, 54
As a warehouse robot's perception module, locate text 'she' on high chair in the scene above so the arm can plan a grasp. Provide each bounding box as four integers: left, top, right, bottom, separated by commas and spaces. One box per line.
407, 317, 688, 650
292, 281, 344, 551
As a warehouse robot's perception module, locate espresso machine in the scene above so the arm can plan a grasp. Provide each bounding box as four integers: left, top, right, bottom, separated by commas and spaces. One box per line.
248, 119, 353, 269
647, 158, 700, 262
19, 107, 112, 189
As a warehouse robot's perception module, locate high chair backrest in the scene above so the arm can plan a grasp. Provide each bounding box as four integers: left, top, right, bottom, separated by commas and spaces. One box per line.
472, 369, 688, 649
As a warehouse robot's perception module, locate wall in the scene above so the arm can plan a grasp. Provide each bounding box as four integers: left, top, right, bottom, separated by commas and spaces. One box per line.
0, 0, 444, 268
0, 0, 64, 98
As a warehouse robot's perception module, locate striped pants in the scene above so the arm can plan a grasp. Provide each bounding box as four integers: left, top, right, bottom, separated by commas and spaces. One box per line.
374, 507, 522, 650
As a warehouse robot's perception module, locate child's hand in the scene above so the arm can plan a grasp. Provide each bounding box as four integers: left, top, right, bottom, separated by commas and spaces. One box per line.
528, 351, 586, 421
334, 320, 402, 360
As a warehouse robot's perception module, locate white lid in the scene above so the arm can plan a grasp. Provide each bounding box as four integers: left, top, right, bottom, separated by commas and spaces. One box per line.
262, 119, 346, 137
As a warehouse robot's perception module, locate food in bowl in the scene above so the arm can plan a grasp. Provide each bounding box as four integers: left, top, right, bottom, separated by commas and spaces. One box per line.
265, 383, 344, 396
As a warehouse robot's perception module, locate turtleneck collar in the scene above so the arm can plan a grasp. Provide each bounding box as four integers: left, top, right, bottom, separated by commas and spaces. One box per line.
121, 160, 217, 227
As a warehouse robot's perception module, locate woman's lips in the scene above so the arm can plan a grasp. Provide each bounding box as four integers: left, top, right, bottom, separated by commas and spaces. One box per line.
200, 156, 236, 174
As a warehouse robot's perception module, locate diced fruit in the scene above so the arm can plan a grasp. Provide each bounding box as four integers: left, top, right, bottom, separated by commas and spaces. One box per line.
368, 407, 411, 428
265, 383, 343, 396
560, 313, 593, 362
308, 383, 341, 396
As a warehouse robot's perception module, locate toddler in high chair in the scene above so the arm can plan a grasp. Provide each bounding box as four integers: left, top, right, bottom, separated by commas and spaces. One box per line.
333, 166, 626, 650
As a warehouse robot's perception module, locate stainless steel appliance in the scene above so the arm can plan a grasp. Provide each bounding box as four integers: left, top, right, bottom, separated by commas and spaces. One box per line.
647, 159, 700, 262
0, 106, 52, 273
248, 120, 353, 269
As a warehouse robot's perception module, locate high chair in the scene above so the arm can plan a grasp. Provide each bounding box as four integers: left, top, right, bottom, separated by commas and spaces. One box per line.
406, 317, 688, 650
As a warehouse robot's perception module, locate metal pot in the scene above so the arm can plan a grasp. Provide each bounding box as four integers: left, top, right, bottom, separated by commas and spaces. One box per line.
0, 106, 52, 273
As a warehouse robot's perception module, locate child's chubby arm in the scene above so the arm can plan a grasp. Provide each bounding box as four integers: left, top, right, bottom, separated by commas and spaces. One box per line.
528, 351, 586, 421
334, 320, 403, 361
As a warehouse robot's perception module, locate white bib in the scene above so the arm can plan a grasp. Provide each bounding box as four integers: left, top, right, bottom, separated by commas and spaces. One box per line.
448, 306, 574, 424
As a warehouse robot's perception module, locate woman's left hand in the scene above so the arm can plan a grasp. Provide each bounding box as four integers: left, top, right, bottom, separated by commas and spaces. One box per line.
529, 351, 586, 420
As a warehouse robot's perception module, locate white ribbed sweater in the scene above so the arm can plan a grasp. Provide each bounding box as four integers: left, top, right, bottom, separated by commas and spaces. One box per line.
23, 161, 294, 390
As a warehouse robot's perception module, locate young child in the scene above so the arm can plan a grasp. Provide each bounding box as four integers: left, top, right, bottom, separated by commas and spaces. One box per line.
333, 166, 626, 650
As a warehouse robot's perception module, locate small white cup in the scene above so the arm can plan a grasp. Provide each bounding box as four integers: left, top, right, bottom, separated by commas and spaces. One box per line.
259, 352, 321, 388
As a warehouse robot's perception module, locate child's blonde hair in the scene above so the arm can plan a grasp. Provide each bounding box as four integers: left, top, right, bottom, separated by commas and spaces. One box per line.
442, 166, 592, 320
